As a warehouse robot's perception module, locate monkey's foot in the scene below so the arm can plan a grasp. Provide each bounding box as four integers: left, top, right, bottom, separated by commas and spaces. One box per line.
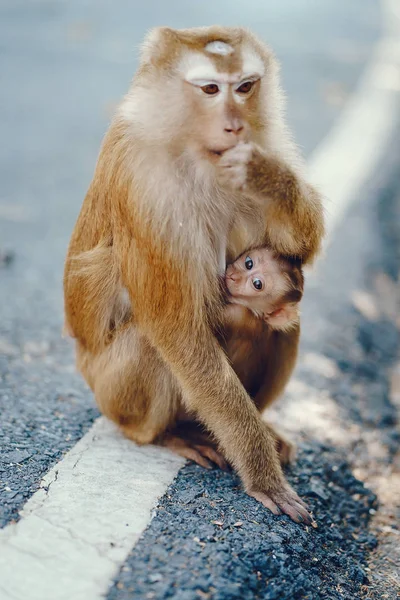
248, 485, 312, 525
161, 434, 229, 471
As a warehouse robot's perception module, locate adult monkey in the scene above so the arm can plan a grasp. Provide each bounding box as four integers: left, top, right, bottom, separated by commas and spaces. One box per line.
64, 27, 324, 523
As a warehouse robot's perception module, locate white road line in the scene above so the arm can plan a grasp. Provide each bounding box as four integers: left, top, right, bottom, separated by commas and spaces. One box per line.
1, 2, 400, 599
0, 419, 184, 600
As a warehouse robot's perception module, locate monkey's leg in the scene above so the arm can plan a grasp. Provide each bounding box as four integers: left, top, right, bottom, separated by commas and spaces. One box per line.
220, 145, 324, 263
273, 428, 296, 465
252, 325, 300, 412
78, 327, 228, 469
77, 326, 180, 445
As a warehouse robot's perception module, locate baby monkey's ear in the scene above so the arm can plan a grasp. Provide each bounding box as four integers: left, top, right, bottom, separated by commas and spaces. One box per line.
264, 303, 300, 331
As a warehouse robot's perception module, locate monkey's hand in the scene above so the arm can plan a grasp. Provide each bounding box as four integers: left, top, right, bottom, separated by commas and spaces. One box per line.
217, 141, 299, 203
216, 142, 253, 191
243, 422, 313, 524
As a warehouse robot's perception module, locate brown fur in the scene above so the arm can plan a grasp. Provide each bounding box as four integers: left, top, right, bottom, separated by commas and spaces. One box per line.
246, 151, 323, 259
222, 317, 300, 412
63, 26, 324, 523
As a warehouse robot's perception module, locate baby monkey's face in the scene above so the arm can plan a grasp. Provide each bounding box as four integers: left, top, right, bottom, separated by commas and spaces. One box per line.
225, 248, 303, 329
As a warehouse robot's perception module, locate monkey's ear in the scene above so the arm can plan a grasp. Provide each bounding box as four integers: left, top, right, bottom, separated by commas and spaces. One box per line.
140, 27, 180, 66
264, 305, 299, 331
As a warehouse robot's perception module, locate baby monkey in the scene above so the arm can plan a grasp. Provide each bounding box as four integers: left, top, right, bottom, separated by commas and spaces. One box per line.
224, 247, 304, 332
221, 247, 304, 417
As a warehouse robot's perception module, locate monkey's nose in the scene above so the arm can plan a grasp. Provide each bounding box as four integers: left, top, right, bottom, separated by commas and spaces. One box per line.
224, 123, 244, 135
227, 271, 240, 282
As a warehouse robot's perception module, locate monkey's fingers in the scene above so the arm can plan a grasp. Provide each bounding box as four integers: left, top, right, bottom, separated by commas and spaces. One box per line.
272, 489, 312, 524
218, 142, 252, 166
277, 500, 311, 524
193, 444, 230, 471
291, 494, 309, 511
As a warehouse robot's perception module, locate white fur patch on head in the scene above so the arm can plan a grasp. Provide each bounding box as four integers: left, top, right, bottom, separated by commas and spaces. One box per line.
205, 41, 234, 56
180, 51, 220, 82
181, 51, 241, 87
241, 46, 265, 79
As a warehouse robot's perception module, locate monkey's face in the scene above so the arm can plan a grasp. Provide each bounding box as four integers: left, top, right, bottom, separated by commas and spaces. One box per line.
124, 27, 271, 155
225, 248, 302, 329
226, 249, 285, 312
181, 55, 262, 157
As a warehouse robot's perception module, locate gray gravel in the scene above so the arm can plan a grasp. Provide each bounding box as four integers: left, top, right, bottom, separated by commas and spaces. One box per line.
108, 450, 377, 600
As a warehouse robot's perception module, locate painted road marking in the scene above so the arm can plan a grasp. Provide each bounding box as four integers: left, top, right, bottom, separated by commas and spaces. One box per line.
0, 419, 184, 600
1, 1, 399, 599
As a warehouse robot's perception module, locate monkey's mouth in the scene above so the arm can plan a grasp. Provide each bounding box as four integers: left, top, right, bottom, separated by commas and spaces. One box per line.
224, 276, 237, 297
208, 144, 237, 156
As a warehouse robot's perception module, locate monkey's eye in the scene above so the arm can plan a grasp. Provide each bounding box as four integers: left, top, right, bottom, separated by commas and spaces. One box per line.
244, 256, 253, 270
201, 83, 219, 95
253, 278, 263, 290
237, 81, 254, 94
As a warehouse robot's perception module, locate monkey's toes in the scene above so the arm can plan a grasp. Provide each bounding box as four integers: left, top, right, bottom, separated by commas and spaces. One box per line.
193, 444, 229, 471
248, 487, 312, 525
162, 435, 228, 470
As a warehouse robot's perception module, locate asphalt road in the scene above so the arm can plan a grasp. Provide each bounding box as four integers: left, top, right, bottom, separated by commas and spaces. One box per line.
2, 1, 399, 599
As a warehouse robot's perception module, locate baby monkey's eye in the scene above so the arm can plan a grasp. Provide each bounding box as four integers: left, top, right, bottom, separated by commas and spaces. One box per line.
245, 256, 253, 270
237, 81, 254, 94
201, 83, 219, 95
252, 278, 263, 290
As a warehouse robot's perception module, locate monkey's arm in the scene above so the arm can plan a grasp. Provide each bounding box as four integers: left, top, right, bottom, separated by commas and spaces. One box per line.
219, 144, 325, 264
250, 150, 324, 263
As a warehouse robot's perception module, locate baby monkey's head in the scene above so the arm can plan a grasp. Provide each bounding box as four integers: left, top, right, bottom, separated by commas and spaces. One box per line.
225, 247, 304, 330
